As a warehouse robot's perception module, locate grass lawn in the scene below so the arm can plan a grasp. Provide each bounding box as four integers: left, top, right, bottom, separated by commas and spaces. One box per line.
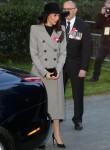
65, 60, 110, 98
2, 60, 110, 99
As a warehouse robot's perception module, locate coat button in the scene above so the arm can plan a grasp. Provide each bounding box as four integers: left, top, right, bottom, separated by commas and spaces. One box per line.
44, 50, 47, 52
45, 58, 47, 61
42, 40, 45, 43
53, 58, 56, 61
54, 49, 57, 52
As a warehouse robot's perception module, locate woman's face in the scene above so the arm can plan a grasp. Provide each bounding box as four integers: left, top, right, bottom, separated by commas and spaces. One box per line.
46, 13, 60, 26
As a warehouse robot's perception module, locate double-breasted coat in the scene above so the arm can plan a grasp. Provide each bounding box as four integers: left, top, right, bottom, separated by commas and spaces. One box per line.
30, 24, 67, 119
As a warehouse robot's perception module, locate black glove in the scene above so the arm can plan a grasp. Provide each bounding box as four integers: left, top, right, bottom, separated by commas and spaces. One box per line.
46, 68, 57, 77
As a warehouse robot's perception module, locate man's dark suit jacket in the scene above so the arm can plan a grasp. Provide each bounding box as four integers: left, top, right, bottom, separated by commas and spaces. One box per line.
95, 13, 110, 47
62, 17, 91, 71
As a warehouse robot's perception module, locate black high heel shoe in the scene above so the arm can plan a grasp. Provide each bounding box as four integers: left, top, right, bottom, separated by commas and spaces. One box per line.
38, 144, 45, 149
52, 133, 66, 148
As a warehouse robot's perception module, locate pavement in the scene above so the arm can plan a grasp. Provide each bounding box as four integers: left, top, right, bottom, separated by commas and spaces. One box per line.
36, 93, 110, 150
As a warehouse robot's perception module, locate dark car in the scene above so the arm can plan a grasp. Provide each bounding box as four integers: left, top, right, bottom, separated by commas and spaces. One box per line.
0, 65, 51, 150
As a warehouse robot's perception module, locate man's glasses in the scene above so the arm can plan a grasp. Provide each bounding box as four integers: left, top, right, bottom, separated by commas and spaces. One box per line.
63, 8, 76, 11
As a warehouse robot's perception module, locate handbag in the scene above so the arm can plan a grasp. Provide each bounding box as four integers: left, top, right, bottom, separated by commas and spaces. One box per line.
46, 68, 57, 77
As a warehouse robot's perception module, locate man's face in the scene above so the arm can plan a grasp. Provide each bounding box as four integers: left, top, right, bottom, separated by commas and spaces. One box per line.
63, 1, 77, 20
105, 2, 110, 8
105, 2, 110, 15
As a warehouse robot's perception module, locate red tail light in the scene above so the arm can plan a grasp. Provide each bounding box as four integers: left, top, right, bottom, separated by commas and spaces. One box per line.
22, 77, 42, 82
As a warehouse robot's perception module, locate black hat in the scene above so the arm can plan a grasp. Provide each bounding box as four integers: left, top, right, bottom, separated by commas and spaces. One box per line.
38, 2, 69, 20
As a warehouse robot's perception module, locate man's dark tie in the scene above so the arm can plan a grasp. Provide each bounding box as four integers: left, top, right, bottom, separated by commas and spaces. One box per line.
66, 21, 70, 39
66, 21, 70, 34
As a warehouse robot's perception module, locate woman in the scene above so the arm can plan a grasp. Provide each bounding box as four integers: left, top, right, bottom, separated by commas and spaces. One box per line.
30, 2, 68, 149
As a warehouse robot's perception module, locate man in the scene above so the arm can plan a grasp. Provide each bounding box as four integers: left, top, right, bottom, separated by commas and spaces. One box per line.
87, 0, 110, 82
62, 0, 91, 130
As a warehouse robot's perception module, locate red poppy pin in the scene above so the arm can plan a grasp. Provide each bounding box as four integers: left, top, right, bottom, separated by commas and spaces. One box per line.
72, 27, 76, 32
53, 36, 59, 42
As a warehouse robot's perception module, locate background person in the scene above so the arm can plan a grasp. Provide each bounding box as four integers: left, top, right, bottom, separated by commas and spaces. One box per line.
87, 0, 110, 82
62, 0, 91, 130
30, 2, 68, 149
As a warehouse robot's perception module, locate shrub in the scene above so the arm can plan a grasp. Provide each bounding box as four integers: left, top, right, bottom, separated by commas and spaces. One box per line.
0, 0, 44, 63
59, 0, 105, 20
0, 0, 105, 64
77, 0, 105, 20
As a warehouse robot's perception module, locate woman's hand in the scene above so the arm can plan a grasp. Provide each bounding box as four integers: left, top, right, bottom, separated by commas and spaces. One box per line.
45, 72, 54, 79
45, 72, 60, 80
51, 72, 60, 80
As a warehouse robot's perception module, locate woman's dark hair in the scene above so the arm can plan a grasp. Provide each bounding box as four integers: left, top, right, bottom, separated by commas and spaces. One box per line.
38, 15, 64, 43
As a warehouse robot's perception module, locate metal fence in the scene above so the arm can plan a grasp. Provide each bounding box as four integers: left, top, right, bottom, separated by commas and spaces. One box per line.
91, 33, 110, 62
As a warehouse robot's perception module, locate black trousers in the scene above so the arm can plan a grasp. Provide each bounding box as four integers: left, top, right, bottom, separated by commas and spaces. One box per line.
93, 46, 110, 80
63, 58, 84, 123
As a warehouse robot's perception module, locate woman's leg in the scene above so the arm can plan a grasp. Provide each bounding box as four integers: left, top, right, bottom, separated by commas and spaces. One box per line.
53, 119, 64, 144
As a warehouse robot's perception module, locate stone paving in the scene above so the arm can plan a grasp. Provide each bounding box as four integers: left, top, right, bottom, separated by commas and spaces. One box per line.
36, 94, 110, 150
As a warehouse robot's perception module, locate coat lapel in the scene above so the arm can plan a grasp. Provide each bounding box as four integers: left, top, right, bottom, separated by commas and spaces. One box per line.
72, 18, 79, 28
39, 24, 62, 49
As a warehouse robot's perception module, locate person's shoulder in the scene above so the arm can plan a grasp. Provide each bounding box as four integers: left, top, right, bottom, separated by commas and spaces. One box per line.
76, 17, 86, 24
30, 25, 40, 30
30, 25, 44, 34
76, 17, 89, 28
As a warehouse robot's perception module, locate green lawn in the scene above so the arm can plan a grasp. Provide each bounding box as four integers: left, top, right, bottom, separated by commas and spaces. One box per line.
85, 60, 110, 95
65, 60, 110, 98
2, 60, 110, 99
8, 62, 32, 72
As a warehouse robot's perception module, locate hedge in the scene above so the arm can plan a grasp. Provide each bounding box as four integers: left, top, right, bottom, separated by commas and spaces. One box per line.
0, 0, 44, 63
0, 0, 104, 63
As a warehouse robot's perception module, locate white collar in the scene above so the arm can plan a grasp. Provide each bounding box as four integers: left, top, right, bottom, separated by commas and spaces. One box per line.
66, 16, 76, 26
66, 16, 76, 32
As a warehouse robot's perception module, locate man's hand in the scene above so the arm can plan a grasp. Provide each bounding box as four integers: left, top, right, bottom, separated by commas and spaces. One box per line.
101, 6, 110, 17
78, 70, 86, 78
101, 6, 106, 14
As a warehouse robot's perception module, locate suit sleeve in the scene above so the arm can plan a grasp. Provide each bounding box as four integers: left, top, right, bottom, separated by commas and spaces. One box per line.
30, 25, 48, 77
56, 26, 67, 73
81, 23, 91, 71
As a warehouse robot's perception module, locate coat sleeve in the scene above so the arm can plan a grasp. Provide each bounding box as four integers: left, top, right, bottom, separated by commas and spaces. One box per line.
56, 25, 67, 73
30, 25, 48, 77
81, 23, 91, 71
95, 13, 105, 28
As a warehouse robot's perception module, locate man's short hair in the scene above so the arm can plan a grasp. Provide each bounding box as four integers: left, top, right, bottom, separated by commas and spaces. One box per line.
105, 0, 110, 5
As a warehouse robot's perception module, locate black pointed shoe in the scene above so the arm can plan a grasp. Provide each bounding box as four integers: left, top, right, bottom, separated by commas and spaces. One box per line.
52, 133, 66, 148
